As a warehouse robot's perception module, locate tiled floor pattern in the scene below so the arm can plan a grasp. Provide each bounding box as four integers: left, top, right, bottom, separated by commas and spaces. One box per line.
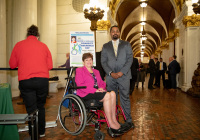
12, 79, 200, 140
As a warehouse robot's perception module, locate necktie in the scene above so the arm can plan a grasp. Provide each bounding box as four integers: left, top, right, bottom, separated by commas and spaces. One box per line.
113, 41, 118, 56
160, 62, 162, 70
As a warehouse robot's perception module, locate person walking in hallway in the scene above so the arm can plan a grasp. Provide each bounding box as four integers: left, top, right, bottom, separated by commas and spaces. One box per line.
154, 58, 160, 87
101, 25, 134, 129
130, 57, 139, 94
136, 58, 145, 89
148, 54, 156, 89
158, 58, 167, 88
9, 25, 53, 139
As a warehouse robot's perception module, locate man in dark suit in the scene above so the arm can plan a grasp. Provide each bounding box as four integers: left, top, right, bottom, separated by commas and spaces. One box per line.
101, 25, 134, 129
154, 58, 160, 87
168, 56, 180, 92
158, 58, 167, 88
148, 54, 156, 89
130, 57, 139, 94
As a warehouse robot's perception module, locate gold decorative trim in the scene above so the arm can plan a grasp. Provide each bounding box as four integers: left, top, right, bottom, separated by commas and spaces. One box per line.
109, 0, 120, 18
182, 14, 200, 27
97, 20, 111, 30
165, 29, 179, 43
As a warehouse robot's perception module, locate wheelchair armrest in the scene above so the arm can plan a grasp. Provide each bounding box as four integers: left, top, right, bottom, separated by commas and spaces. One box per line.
70, 86, 86, 89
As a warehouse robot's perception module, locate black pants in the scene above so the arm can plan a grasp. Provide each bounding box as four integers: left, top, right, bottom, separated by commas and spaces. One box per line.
170, 74, 177, 89
19, 78, 48, 138
130, 74, 137, 93
154, 71, 159, 86
158, 70, 165, 87
148, 72, 155, 88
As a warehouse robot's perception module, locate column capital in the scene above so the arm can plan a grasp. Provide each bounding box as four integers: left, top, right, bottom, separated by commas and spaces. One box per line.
97, 20, 111, 30
182, 14, 200, 27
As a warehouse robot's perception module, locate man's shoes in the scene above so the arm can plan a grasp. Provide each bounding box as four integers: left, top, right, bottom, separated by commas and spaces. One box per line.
40, 134, 45, 138
120, 122, 135, 132
107, 128, 123, 137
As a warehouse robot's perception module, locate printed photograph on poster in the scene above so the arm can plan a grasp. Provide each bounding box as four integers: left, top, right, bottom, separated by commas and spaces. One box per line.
70, 31, 96, 67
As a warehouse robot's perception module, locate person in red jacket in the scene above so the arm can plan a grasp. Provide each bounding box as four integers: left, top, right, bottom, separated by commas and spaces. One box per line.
9, 25, 53, 139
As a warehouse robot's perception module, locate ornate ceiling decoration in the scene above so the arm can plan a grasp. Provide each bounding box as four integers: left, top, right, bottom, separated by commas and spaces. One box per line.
108, 0, 185, 58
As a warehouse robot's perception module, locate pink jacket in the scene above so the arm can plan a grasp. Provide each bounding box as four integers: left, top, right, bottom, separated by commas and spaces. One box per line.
75, 66, 106, 97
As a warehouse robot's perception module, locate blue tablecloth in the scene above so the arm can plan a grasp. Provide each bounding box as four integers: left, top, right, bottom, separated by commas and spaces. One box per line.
0, 83, 19, 140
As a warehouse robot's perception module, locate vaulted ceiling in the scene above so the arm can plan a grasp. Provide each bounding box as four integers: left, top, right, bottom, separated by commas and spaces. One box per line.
109, 0, 184, 58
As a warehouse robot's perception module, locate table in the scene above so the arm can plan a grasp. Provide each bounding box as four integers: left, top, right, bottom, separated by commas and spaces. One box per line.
0, 83, 19, 140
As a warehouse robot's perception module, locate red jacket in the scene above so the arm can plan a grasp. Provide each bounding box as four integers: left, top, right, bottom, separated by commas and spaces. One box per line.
75, 66, 106, 97
9, 36, 53, 81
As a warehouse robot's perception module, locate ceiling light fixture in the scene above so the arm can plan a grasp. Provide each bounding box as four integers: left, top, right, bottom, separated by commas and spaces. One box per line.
139, 0, 148, 7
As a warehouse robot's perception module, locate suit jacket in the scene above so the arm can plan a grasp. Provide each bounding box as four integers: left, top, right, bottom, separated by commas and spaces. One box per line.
131, 58, 139, 76
159, 62, 167, 71
101, 40, 133, 83
75, 66, 106, 97
148, 59, 156, 73
168, 60, 179, 75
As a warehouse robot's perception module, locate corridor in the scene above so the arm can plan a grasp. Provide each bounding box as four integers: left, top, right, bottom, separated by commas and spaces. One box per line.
13, 79, 200, 140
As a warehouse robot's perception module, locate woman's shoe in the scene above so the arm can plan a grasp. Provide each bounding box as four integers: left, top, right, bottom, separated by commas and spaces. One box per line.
107, 128, 123, 137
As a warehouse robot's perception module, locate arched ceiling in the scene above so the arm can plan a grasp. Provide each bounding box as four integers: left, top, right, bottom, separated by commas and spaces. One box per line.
110, 0, 179, 58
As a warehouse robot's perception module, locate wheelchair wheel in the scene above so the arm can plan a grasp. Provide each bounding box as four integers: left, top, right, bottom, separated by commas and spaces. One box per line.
58, 94, 87, 135
94, 130, 105, 140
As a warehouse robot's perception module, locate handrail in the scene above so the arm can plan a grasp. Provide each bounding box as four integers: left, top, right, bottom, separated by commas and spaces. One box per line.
0, 68, 68, 70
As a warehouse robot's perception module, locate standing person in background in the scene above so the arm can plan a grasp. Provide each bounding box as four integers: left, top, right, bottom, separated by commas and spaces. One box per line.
58, 53, 70, 77
168, 55, 180, 92
158, 58, 167, 88
148, 54, 156, 89
154, 58, 160, 87
101, 25, 134, 130
130, 57, 139, 94
9, 25, 53, 139
136, 58, 146, 89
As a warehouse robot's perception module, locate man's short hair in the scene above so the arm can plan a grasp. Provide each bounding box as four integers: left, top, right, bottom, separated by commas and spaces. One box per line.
155, 58, 158, 61
173, 55, 177, 59
110, 25, 119, 32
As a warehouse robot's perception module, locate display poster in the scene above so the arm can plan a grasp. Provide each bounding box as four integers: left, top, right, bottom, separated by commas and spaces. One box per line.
70, 31, 96, 67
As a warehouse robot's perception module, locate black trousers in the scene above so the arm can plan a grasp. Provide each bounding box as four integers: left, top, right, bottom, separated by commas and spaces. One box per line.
158, 70, 165, 87
130, 74, 137, 93
19, 77, 48, 137
154, 71, 160, 86
170, 74, 177, 89
148, 72, 155, 88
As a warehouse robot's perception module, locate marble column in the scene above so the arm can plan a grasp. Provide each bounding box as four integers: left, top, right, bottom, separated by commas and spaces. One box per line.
181, 26, 200, 92
10, 0, 37, 97
38, 0, 57, 77
0, 0, 7, 83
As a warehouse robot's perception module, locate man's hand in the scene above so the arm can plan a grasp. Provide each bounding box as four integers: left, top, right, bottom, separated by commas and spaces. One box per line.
111, 73, 120, 79
117, 72, 123, 78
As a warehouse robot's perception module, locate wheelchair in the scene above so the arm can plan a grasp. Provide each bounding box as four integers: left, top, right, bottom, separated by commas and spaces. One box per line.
58, 67, 127, 140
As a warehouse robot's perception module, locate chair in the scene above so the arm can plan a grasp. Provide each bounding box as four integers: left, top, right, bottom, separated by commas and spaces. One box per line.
58, 67, 126, 140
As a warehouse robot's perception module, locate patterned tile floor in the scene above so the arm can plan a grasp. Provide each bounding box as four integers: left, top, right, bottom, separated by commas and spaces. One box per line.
12, 79, 200, 140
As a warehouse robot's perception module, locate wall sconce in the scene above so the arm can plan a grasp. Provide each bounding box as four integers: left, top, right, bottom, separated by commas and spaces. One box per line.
192, 0, 200, 14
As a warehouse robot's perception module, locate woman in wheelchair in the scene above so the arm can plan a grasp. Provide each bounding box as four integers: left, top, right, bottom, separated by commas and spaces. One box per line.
75, 53, 130, 136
